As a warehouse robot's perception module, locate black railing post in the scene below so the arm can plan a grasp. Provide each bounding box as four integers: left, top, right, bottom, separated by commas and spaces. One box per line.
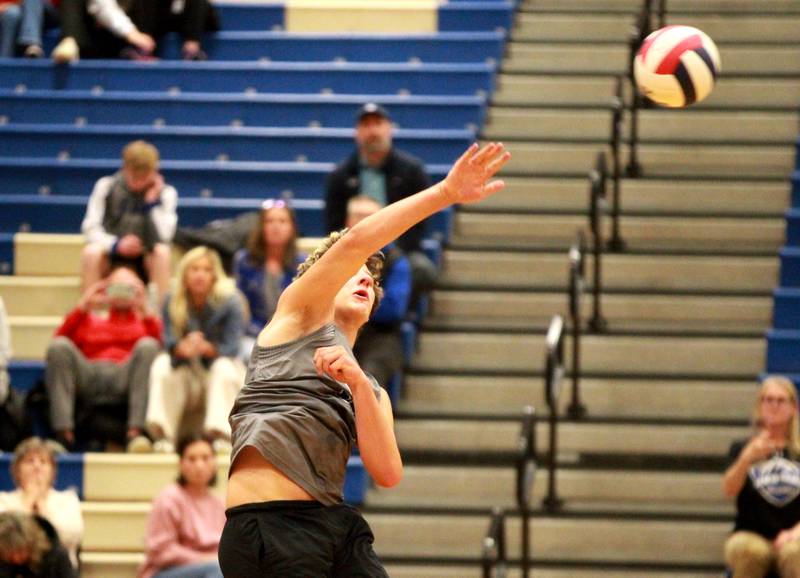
516, 405, 536, 578
607, 75, 626, 252
567, 234, 587, 419
542, 315, 565, 513
626, 1, 652, 178
657, 0, 667, 28
588, 153, 608, 333
482, 507, 507, 578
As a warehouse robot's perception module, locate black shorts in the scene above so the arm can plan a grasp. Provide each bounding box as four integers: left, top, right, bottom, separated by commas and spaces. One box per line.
218, 500, 389, 578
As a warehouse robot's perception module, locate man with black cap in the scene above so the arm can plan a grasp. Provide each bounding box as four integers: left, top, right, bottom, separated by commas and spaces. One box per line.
324, 103, 437, 309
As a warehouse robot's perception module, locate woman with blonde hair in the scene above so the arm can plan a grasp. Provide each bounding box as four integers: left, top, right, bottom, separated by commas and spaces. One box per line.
145, 246, 245, 454
723, 375, 800, 577
0, 511, 74, 578
0, 437, 83, 570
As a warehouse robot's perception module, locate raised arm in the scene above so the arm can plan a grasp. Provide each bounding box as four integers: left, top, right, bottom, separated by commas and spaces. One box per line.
272, 143, 510, 333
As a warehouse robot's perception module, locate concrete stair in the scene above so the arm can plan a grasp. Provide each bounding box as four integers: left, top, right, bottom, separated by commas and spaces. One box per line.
440, 250, 777, 293
426, 290, 772, 334
401, 375, 756, 420
369, 1, 793, 574
475, 176, 789, 216
451, 212, 783, 254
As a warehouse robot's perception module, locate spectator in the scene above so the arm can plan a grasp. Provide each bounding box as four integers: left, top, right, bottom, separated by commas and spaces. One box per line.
325, 102, 437, 306
723, 375, 800, 577
17, 0, 59, 58
0, 512, 75, 578
0, 438, 83, 570
51, 0, 155, 61
139, 432, 224, 578
345, 196, 411, 390
0, 0, 21, 57
145, 247, 245, 454
128, 0, 218, 61
233, 199, 306, 359
0, 296, 31, 453
80, 140, 176, 303
45, 266, 161, 452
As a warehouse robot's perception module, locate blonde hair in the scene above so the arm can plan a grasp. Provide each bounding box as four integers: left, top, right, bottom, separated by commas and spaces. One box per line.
10, 437, 58, 488
168, 246, 237, 338
122, 140, 159, 173
295, 229, 384, 315
753, 375, 800, 458
0, 512, 51, 571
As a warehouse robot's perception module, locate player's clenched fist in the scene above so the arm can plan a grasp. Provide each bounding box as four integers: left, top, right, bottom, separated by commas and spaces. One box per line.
314, 345, 367, 387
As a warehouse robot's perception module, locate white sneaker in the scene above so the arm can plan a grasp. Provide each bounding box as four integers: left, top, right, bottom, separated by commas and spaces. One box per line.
152, 439, 175, 454
126, 435, 152, 453
52, 37, 79, 64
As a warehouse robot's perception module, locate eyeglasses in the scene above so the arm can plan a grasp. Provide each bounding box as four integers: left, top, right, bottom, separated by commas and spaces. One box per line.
761, 396, 792, 406
261, 199, 288, 211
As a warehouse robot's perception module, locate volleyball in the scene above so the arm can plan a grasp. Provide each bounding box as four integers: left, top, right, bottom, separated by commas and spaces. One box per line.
633, 25, 721, 108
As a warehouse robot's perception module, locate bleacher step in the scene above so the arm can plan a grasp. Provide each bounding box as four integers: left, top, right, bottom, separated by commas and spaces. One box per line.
402, 374, 755, 420
451, 212, 783, 254
0, 276, 79, 316
505, 43, 800, 76
413, 332, 763, 376
471, 176, 788, 216
485, 108, 799, 144
493, 74, 800, 110
440, 250, 777, 293
521, 0, 800, 14
367, 465, 731, 514
502, 141, 793, 179
427, 290, 772, 334
395, 418, 748, 459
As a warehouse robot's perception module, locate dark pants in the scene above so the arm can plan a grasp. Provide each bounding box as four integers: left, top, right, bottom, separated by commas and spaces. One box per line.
44, 336, 159, 433
354, 326, 403, 390
58, 0, 127, 57
129, 0, 216, 45
219, 501, 389, 578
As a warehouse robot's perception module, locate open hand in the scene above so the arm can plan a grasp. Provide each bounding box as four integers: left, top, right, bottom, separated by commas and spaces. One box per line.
440, 142, 511, 205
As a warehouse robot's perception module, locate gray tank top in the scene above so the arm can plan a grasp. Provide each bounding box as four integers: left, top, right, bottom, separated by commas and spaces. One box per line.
229, 322, 382, 505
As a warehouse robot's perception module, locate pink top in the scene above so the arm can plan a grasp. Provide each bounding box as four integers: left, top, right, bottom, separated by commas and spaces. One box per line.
139, 483, 225, 578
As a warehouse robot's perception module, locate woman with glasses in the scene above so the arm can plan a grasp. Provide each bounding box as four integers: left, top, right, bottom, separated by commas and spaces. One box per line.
723, 375, 800, 577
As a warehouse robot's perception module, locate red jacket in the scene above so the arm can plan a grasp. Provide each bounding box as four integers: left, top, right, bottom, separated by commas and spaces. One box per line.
55, 307, 162, 363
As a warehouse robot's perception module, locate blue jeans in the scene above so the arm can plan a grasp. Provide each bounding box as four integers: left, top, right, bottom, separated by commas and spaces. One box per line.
153, 561, 223, 578
0, 4, 21, 57
19, 0, 58, 47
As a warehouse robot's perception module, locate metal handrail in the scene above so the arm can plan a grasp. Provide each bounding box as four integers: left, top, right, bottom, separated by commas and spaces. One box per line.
542, 315, 565, 513
567, 233, 587, 419
516, 406, 536, 578
481, 507, 508, 578
608, 75, 626, 252
588, 152, 608, 333
626, 0, 669, 176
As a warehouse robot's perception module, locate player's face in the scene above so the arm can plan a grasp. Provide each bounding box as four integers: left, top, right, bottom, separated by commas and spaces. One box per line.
355, 115, 392, 160
263, 207, 295, 249
179, 440, 216, 488
759, 383, 796, 429
333, 265, 376, 328
184, 256, 215, 298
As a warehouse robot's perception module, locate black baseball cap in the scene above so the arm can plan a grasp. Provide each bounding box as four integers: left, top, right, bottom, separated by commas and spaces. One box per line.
356, 102, 390, 123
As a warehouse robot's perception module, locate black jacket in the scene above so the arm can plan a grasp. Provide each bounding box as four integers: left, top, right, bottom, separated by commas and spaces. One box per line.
324, 148, 431, 253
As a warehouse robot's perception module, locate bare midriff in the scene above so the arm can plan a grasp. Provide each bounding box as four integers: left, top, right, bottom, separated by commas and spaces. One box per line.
226, 446, 315, 508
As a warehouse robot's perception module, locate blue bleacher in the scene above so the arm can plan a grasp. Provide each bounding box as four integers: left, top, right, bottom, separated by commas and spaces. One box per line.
0, 61, 495, 95
0, 0, 510, 501
0, 157, 450, 199
40, 31, 506, 64
0, 90, 486, 129
0, 125, 474, 164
